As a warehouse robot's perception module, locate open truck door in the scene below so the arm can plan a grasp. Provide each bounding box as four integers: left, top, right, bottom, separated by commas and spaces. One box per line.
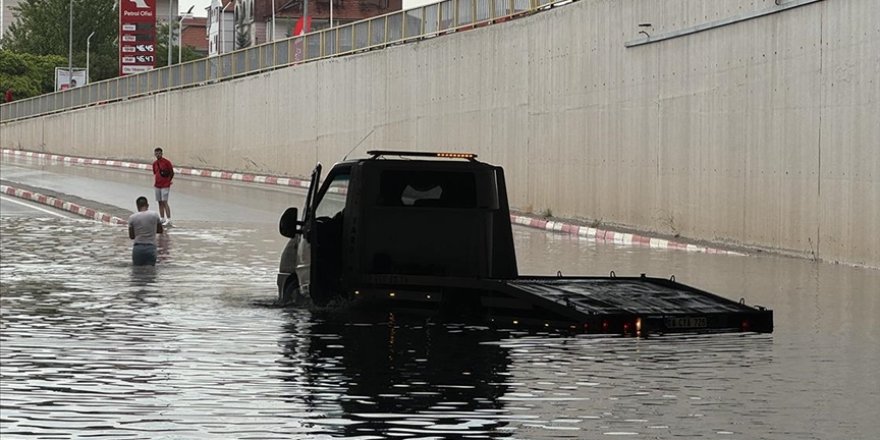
293, 164, 323, 301
303, 166, 351, 306
277, 164, 321, 305
278, 162, 351, 306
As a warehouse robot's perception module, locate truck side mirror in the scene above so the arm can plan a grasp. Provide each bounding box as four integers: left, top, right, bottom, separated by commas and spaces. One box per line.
279, 207, 301, 238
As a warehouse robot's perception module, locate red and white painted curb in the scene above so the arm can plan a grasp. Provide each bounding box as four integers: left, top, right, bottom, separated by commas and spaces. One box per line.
1, 184, 127, 225
510, 215, 745, 255
1, 149, 311, 189
1, 148, 744, 255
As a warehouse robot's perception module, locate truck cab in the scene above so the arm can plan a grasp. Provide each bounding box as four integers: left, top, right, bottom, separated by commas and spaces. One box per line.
277, 150, 518, 306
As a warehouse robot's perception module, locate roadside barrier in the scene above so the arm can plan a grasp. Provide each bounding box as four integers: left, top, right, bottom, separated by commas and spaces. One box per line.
1, 184, 127, 225
1, 148, 745, 256
0, 149, 311, 189
509, 214, 744, 255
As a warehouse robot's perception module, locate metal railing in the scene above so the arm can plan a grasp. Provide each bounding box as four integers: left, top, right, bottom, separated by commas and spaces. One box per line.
1, 0, 562, 123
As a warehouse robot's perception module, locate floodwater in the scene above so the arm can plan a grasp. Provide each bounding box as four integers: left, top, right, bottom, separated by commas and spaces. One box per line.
1, 158, 878, 439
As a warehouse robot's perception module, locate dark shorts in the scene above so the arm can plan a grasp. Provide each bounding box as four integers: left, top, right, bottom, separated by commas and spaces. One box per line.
132, 243, 157, 266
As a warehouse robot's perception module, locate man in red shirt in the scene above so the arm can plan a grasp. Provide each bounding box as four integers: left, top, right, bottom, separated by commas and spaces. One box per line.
152, 147, 175, 226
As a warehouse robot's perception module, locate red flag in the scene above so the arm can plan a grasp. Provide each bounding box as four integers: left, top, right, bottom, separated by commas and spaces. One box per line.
293, 16, 312, 36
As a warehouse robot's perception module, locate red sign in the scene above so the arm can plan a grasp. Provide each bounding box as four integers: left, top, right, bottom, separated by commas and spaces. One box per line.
119, 0, 157, 76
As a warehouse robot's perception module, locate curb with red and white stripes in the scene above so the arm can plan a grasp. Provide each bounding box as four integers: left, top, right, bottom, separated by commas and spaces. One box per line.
510, 215, 745, 255
1, 149, 312, 189
1, 184, 128, 225
1, 148, 745, 255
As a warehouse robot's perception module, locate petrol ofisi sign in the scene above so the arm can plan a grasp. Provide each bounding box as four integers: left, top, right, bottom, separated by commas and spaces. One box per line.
119, 0, 157, 75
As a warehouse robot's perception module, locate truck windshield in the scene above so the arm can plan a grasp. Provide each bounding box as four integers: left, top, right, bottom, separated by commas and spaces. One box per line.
315, 173, 350, 218
377, 170, 476, 208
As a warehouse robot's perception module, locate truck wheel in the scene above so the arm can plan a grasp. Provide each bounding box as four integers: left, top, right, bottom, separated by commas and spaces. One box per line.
280, 279, 309, 306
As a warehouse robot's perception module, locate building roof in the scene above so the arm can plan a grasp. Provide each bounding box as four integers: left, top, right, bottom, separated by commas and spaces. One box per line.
181, 17, 208, 52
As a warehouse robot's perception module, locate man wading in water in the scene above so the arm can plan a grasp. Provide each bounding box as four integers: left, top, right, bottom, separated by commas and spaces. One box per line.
128, 196, 164, 266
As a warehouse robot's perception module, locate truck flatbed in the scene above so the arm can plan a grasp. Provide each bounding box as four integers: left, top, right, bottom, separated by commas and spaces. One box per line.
348, 274, 772, 335
494, 276, 773, 334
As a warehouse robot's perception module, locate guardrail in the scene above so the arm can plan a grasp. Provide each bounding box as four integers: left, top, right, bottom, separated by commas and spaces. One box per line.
0, 0, 562, 122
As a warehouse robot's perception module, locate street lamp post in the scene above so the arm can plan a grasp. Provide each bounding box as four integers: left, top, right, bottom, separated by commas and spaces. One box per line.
271, 0, 276, 42
178, 6, 194, 64
68, 0, 73, 87
220, 1, 233, 54
167, 0, 172, 66
86, 31, 95, 83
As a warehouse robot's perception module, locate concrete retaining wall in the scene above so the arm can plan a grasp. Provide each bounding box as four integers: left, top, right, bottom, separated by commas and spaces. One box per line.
1, 0, 877, 267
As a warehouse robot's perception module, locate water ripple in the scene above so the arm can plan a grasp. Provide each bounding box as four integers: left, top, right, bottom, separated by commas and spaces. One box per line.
3, 216, 879, 439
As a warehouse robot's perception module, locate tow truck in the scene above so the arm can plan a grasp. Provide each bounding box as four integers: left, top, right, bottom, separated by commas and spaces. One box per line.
277, 150, 772, 335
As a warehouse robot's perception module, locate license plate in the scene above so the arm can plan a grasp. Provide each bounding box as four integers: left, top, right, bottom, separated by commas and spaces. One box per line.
665, 317, 708, 329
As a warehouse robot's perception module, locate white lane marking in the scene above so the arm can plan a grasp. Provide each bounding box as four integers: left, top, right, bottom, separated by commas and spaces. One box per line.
1, 195, 71, 218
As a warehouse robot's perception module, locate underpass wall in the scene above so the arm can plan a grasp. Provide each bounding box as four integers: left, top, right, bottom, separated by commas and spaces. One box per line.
1, 0, 877, 267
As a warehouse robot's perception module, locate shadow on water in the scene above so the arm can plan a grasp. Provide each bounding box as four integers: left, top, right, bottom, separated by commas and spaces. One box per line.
129, 265, 158, 286
276, 309, 516, 437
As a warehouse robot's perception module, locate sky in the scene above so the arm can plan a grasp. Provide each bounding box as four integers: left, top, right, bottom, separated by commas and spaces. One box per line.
180, 1, 212, 17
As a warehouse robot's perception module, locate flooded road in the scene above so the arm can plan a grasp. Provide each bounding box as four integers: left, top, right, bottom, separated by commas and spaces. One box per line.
1, 157, 878, 439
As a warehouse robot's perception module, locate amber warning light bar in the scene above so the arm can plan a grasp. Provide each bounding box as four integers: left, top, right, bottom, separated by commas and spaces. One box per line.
367, 150, 478, 160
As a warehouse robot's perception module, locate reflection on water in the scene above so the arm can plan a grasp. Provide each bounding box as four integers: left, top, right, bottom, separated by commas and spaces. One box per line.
2, 216, 879, 439
276, 312, 513, 437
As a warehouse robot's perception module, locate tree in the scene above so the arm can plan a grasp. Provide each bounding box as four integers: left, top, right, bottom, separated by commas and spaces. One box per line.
2, 0, 205, 92
3, 0, 118, 82
0, 50, 66, 100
